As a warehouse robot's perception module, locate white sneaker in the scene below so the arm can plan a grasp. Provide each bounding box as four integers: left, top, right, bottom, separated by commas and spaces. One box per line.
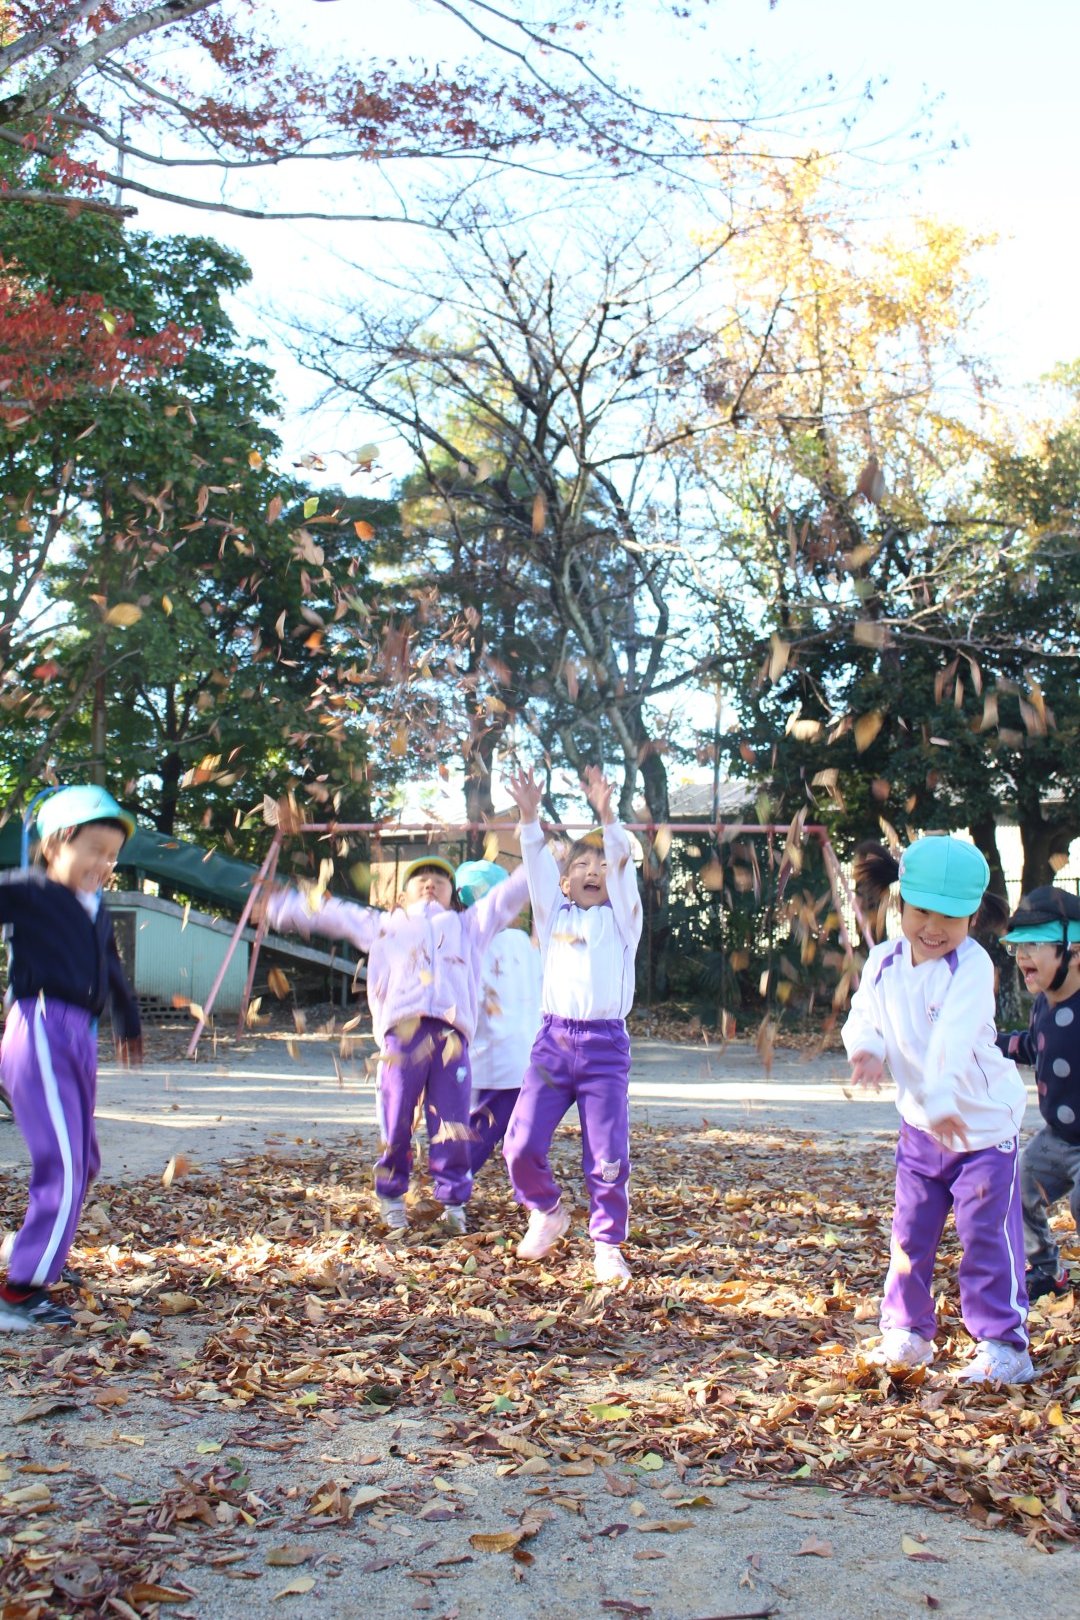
440, 1203, 467, 1235
956, 1339, 1036, 1385
594, 1242, 631, 1285
377, 1195, 408, 1234
865, 1328, 935, 1368
517, 1204, 570, 1260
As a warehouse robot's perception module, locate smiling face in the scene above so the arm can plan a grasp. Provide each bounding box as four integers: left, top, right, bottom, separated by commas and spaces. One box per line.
900, 901, 972, 965
403, 866, 454, 911
1012, 940, 1080, 1002
560, 843, 609, 909
43, 821, 126, 894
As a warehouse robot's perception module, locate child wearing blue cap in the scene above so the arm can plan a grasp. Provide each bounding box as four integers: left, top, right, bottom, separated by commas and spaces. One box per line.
0, 786, 141, 1331
996, 886, 1080, 1302
454, 860, 542, 1174
844, 835, 1032, 1383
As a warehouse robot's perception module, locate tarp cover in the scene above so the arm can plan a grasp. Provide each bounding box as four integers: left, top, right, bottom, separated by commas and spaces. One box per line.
0, 820, 258, 911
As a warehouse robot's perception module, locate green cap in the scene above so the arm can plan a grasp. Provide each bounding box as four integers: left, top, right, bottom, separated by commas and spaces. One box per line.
897, 836, 989, 918
400, 856, 456, 888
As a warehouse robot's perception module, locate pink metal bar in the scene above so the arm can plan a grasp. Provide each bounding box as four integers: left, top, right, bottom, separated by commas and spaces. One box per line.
236, 836, 281, 1034
185, 829, 282, 1060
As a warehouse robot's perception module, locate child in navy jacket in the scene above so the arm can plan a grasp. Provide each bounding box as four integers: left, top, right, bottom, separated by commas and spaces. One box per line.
0, 786, 141, 1331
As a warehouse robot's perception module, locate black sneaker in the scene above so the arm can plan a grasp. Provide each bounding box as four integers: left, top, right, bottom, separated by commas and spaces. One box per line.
0, 1290, 75, 1331
1027, 1267, 1072, 1302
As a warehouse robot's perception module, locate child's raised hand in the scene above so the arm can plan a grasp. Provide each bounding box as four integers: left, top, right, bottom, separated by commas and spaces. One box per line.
582, 765, 615, 825
506, 767, 543, 823
249, 882, 283, 925
850, 1051, 885, 1090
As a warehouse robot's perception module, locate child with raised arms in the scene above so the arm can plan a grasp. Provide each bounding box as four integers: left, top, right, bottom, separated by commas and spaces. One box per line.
845, 835, 1031, 1383
0, 786, 142, 1332
503, 765, 642, 1285
453, 859, 542, 1175
996, 885, 1080, 1301
261, 853, 528, 1235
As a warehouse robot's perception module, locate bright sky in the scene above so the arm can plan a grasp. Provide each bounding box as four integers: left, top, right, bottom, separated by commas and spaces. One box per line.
131, 0, 1080, 455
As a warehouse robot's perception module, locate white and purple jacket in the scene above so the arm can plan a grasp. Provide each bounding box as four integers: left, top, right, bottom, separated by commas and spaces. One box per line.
266, 867, 529, 1047
843, 934, 1025, 1151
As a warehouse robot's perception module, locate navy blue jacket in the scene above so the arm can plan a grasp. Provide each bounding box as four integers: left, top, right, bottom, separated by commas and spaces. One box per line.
997, 986, 1080, 1146
0, 871, 141, 1039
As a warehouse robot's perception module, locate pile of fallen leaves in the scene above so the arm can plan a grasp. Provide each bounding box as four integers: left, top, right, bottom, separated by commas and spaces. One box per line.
0, 1124, 1077, 1616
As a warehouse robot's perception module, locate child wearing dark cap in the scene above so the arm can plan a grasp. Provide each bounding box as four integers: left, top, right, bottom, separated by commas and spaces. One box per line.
997, 885, 1080, 1302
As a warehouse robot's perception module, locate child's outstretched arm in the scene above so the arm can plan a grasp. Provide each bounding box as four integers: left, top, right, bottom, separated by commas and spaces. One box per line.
261, 883, 382, 954
583, 767, 642, 949
105, 917, 143, 1066
506, 767, 561, 934
841, 962, 887, 1078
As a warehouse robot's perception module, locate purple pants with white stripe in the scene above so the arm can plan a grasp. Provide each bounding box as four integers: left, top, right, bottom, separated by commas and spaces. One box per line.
1, 999, 99, 1288
882, 1120, 1029, 1348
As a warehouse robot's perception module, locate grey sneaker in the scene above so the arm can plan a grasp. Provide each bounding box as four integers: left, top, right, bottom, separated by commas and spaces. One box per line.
956, 1339, 1036, 1385
439, 1203, 467, 1235
864, 1328, 935, 1368
0, 1290, 75, 1332
377, 1195, 408, 1235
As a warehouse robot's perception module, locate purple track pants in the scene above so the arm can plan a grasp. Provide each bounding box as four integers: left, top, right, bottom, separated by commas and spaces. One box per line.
469, 1088, 520, 1173
1, 999, 99, 1289
375, 1016, 473, 1206
503, 1015, 631, 1244
881, 1119, 1029, 1348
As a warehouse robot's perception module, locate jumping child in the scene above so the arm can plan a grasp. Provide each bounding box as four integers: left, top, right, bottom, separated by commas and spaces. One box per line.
997, 885, 1080, 1301
263, 854, 528, 1235
845, 835, 1032, 1383
453, 860, 542, 1175
503, 765, 642, 1285
0, 786, 142, 1331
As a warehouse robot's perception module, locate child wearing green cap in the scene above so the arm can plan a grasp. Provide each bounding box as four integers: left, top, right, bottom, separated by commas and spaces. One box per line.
844, 835, 1033, 1383
996, 885, 1080, 1302
259, 852, 529, 1237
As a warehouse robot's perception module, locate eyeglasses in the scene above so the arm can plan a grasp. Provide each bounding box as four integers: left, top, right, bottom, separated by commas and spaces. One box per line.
1003, 941, 1052, 958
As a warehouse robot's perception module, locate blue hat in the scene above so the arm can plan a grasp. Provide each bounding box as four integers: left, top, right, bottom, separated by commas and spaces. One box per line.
898, 836, 989, 918
36, 785, 136, 843
454, 859, 508, 907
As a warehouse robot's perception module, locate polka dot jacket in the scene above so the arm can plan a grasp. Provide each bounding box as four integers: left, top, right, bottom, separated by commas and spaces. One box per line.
998, 987, 1080, 1145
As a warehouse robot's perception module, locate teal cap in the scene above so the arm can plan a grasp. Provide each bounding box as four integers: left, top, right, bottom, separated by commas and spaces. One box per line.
36, 785, 136, 843
454, 859, 508, 907
1004, 920, 1080, 945
898, 836, 989, 918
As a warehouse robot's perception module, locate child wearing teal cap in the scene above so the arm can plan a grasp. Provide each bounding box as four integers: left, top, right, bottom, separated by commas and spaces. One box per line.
996, 886, 1080, 1302
844, 835, 1033, 1383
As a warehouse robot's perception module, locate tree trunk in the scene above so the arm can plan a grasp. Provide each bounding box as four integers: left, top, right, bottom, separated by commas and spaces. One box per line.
635, 735, 671, 1005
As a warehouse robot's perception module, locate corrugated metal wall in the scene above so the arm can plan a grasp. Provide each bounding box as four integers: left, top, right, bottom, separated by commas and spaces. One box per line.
109, 895, 249, 1011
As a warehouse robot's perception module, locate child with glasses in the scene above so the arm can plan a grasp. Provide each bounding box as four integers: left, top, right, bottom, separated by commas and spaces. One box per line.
997, 886, 1080, 1302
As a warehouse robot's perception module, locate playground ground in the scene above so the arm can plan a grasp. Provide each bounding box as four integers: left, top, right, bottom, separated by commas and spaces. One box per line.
0, 1031, 1076, 1619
